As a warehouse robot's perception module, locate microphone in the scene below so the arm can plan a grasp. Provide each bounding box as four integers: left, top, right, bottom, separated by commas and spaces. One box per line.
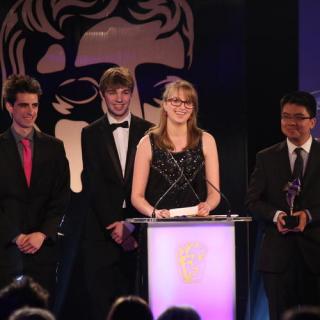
151, 153, 233, 218
151, 170, 184, 218
205, 179, 233, 217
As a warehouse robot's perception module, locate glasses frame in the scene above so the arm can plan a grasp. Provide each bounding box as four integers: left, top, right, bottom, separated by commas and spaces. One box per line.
166, 97, 194, 109
281, 114, 313, 122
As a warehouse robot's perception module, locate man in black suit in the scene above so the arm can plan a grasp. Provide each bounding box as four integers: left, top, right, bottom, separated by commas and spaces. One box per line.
81, 66, 152, 320
0, 74, 70, 303
246, 91, 320, 320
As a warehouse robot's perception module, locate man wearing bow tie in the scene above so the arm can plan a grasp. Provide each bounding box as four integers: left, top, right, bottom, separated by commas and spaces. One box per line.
246, 91, 320, 320
81, 67, 152, 320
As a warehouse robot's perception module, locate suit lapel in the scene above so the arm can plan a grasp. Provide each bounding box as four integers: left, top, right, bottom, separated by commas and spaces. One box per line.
30, 130, 46, 189
99, 117, 123, 182
302, 139, 320, 189
1, 129, 28, 189
124, 116, 140, 183
276, 141, 292, 186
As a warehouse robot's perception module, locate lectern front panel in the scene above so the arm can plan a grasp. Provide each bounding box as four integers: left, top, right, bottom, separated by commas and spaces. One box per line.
147, 222, 236, 320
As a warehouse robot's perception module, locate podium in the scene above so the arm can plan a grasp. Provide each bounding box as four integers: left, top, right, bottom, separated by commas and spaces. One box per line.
127, 215, 252, 320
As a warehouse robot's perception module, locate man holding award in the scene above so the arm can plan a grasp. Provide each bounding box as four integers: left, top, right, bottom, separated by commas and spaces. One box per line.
246, 91, 320, 320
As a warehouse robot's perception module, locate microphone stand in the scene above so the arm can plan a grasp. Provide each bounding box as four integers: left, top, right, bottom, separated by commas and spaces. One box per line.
151, 152, 233, 219
205, 179, 233, 218
151, 171, 184, 218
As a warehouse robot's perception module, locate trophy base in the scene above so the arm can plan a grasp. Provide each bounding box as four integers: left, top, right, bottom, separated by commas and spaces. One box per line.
283, 216, 299, 229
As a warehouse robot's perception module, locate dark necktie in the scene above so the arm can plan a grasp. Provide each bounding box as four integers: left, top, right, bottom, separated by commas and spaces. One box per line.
292, 147, 304, 181
21, 138, 32, 187
110, 121, 129, 131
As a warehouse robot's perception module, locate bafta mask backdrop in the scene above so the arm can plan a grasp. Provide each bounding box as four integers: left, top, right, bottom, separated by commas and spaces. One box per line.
0, 0, 194, 192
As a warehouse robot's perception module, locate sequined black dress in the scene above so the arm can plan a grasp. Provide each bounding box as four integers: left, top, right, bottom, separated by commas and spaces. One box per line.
145, 134, 207, 209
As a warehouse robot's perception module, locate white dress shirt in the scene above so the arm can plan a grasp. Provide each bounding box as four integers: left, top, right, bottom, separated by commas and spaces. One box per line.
106, 111, 132, 217
106, 111, 131, 177
273, 135, 313, 222
287, 136, 312, 175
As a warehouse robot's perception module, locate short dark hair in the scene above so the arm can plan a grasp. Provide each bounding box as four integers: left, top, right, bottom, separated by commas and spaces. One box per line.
280, 91, 317, 118
8, 307, 55, 320
0, 276, 49, 320
157, 306, 201, 320
99, 67, 134, 94
282, 305, 320, 320
106, 295, 153, 320
2, 74, 42, 105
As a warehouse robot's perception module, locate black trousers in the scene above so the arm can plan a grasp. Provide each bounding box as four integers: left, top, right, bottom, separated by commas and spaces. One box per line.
83, 244, 137, 320
263, 253, 320, 320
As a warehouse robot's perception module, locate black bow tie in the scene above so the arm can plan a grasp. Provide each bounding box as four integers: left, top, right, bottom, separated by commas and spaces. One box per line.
110, 121, 129, 131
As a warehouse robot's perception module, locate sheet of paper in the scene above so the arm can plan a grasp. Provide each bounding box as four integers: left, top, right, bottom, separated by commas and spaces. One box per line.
169, 205, 198, 217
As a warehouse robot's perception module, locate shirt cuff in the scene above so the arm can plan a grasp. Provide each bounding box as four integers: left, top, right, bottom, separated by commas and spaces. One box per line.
304, 209, 312, 222
123, 221, 135, 233
273, 210, 284, 223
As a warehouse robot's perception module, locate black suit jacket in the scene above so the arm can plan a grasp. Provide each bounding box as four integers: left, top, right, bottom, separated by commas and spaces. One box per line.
0, 129, 70, 269
81, 114, 152, 258
246, 139, 320, 274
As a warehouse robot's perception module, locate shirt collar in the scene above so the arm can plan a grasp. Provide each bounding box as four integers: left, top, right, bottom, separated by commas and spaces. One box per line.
106, 111, 131, 126
10, 126, 34, 144
287, 135, 312, 154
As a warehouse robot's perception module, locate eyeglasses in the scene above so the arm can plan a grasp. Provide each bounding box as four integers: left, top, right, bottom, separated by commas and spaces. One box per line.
281, 115, 313, 122
166, 97, 193, 109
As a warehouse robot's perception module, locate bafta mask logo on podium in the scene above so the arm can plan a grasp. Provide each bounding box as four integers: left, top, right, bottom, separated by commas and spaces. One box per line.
177, 242, 207, 284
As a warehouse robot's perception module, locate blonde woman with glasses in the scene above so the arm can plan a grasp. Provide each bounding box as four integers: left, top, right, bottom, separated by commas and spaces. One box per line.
131, 80, 220, 218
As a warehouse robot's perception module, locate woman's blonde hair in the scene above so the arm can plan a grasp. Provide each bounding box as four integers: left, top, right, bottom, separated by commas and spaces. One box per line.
149, 80, 202, 150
